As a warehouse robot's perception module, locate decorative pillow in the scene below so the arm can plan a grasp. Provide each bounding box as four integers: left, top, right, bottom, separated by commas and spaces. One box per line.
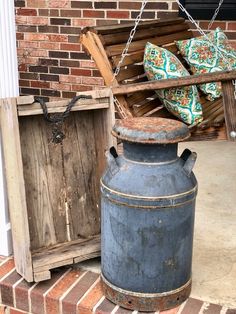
176, 28, 236, 101
143, 42, 203, 125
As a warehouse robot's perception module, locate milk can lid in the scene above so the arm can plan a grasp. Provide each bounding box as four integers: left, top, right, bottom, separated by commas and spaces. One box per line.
112, 117, 190, 144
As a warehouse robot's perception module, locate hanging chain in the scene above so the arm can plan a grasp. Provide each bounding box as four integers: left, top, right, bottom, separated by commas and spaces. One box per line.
34, 95, 92, 143
208, 0, 224, 30
176, 0, 236, 100
112, 0, 148, 82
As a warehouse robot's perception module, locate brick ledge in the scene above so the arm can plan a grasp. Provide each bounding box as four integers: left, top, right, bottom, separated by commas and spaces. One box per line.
0, 256, 235, 314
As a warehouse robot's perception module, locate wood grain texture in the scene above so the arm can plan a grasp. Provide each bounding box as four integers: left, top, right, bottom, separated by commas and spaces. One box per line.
106, 30, 192, 57
101, 22, 189, 46
19, 115, 67, 249
88, 17, 185, 35
112, 71, 236, 95
222, 80, 236, 141
0, 98, 33, 282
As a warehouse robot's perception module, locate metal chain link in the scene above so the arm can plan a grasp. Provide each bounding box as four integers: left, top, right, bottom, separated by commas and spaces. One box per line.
112, 0, 148, 82
34, 95, 92, 123
208, 0, 224, 30
176, 0, 236, 99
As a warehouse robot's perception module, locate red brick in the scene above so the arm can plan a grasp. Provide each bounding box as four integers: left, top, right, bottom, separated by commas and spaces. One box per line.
199, 21, 227, 31
40, 42, 60, 50
81, 77, 104, 86
71, 85, 93, 92
16, 33, 24, 40
27, 16, 48, 25
19, 80, 30, 87
72, 18, 96, 27
17, 8, 37, 16
107, 11, 130, 19
45, 269, 84, 314
83, 10, 105, 18
15, 280, 36, 312
30, 270, 68, 314
61, 10, 82, 17
60, 74, 81, 84
160, 306, 180, 314
24, 33, 47, 41
119, 2, 142, 10
181, 298, 204, 314
95, 298, 116, 314
228, 23, 236, 31
203, 303, 222, 313
48, 0, 70, 8
19, 41, 39, 48
0, 259, 15, 279
15, 16, 28, 24
62, 272, 99, 314
0, 270, 22, 307
47, 34, 68, 42
78, 280, 105, 314
71, 69, 91, 76
60, 43, 81, 51
62, 91, 76, 98
51, 82, 71, 91
79, 60, 96, 68
71, 1, 93, 8
27, 0, 47, 7
38, 9, 59, 16
31, 81, 50, 88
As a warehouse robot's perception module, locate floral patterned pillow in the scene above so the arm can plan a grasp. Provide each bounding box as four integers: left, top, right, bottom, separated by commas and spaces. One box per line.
176, 28, 236, 101
143, 42, 203, 125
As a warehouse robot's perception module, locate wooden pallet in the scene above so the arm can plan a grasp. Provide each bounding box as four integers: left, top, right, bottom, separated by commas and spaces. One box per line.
0, 89, 115, 282
80, 18, 236, 141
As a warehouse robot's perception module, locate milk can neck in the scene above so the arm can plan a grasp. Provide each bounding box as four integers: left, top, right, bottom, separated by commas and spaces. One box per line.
123, 142, 178, 163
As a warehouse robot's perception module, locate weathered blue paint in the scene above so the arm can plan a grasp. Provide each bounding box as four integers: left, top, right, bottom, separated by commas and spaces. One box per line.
100, 118, 198, 310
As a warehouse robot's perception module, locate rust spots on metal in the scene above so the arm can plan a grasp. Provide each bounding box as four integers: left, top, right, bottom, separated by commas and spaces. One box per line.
112, 117, 190, 144
101, 274, 191, 312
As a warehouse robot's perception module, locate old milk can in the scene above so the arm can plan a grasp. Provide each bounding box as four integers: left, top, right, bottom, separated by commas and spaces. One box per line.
101, 117, 198, 312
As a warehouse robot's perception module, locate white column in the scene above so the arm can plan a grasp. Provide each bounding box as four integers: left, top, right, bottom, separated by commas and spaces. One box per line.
0, 0, 19, 255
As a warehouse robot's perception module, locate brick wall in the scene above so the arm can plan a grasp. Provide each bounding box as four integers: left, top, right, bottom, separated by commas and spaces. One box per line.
15, 0, 236, 101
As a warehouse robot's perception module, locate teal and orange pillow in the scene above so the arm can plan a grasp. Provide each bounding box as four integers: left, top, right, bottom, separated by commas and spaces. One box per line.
143, 42, 203, 125
176, 28, 236, 101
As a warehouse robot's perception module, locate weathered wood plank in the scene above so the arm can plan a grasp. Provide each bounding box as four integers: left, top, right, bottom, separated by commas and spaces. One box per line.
106, 30, 192, 57
188, 126, 227, 141
112, 71, 236, 95
87, 17, 185, 35
32, 236, 101, 271
80, 31, 133, 118
116, 65, 144, 82
102, 22, 189, 46
0, 98, 33, 282
19, 115, 67, 250
16, 95, 34, 105
18, 103, 109, 116
221, 80, 236, 141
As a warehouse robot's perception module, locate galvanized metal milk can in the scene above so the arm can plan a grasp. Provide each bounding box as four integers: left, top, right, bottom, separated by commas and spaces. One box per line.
100, 117, 197, 312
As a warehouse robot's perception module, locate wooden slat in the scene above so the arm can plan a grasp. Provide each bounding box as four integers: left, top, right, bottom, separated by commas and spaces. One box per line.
80, 31, 133, 118
112, 70, 236, 95
111, 50, 144, 68
0, 98, 33, 282
127, 90, 157, 107
101, 22, 189, 46
222, 80, 236, 141
189, 126, 227, 141
198, 106, 224, 130
116, 65, 144, 82
16, 95, 34, 105
32, 236, 100, 272
18, 102, 109, 116
106, 30, 192, 57
89, 17, 185, 35
19, 115, 67, 249
133, 98, 161, 117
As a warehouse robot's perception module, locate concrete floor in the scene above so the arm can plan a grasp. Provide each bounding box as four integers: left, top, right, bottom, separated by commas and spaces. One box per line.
77, 141, 236, 308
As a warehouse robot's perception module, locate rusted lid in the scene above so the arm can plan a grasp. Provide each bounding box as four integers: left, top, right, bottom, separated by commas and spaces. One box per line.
112, 117, 190, 144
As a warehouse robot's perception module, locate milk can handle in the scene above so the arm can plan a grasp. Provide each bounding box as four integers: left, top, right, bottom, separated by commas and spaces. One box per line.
105, 146, 120, 175
180, 149, 197, 176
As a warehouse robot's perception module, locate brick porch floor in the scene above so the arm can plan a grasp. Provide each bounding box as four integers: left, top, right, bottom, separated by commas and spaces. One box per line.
0, 256, 235, 314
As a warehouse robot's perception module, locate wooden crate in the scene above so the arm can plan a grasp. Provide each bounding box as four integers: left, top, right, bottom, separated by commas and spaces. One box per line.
0, 89, 115, 282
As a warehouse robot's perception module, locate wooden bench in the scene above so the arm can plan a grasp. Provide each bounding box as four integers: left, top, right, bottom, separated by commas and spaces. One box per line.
80, 17, 236, 141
